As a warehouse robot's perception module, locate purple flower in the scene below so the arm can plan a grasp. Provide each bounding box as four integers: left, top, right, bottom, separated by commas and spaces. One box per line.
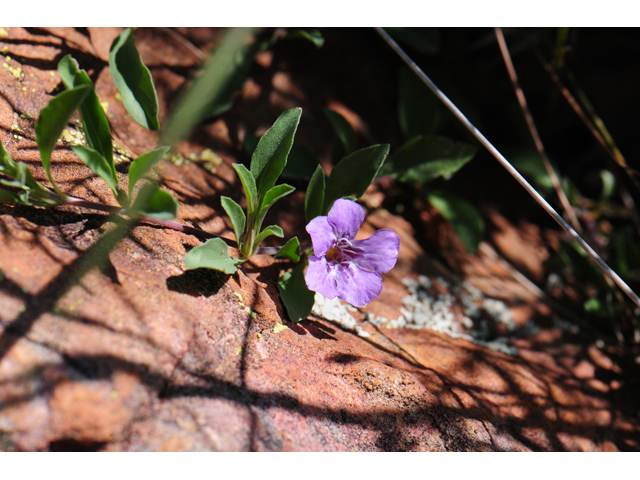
305, 199, 400, 307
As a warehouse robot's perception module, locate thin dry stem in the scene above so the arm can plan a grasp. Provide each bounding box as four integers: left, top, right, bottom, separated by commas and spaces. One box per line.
375, 26, 640, 311
494, 27, 582, 233
531, 44, 640, 237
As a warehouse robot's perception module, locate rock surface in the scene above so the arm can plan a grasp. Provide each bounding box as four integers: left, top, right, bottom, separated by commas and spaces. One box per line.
1, 27, 639, 451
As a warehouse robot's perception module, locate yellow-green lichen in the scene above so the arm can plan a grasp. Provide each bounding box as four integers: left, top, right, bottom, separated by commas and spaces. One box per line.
167, 148, 223, 173
59, 128, 86, 146
200, 148, 224, 165
113, 141, 132, 163
0, 28, 8, 39
273, 323, 288, 334
10, 122, 23, 140
235, 346, 243, 356
2, 55, 24, 80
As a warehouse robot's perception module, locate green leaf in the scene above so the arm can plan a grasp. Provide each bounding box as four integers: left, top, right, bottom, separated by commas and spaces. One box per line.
278, 259, 315, 322
160, 28, 261, 147
71, 145, 120, 197
130, 183, 178, 220
221, 196, 246, 245
34, 84, 91, 194
275, 237, 301, 262
109, 28, 159, 130
184, 238, 240, 274
58, 55, 115, 174
599, 170, 616, 202
323, 144, 389, 214
0, 143, 60, 205
509, 149, 556, 192
427, 189, 484, 254
254, 225, 284, 247
207, 31, 271, 117
285, 30, 325, 48
384, 135, 476, 184
0, 188, 20, 204
280, 141, 319, 180
128, 146, 171, 198
398, 67, 442, 139
385, 27, 440, 55
305, 164, 325, 222
232, 163, 257, 211
246, 135, 318, 181
250, 107, 302, 200
556, 240, 609, 289
613, 227, 640, 278
259, 184, 295, 216
325, 109, 357, 163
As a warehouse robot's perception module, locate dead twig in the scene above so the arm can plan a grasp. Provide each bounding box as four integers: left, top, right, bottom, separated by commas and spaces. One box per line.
494, 27, 582, 234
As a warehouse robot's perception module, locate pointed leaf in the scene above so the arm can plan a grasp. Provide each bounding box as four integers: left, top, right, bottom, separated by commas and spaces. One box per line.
278, 259, 315, 322
259, 184, 295, 215
35, 84, 91, 193
207, 31, 271, 117
254, 225, 284, 248
0, 143, 59, 205
58, 55, 115, 173
384, 135, 476, 184
221, 196, 246, 245
109, 28, 159, 130
184, 238, 239, 274
428, 189, 484, 254
0, 188, 20, 204
232, 163, 257, 212
160, 28, 260, 147
128, 146, 170, 197
398, 67, 442, 139
305, 164, 325, 222
254, 183, 295, 236
250, 107, 302, 199
130, 183, 178, 220
285, 30, 324, 49
323, 144, 389, 214
246, 135, 318, 181
325, 109, 357, 163
275, 236, 301, 262
71, 145, 120, 196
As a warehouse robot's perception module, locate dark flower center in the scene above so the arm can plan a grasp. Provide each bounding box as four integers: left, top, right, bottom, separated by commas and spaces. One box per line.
326, 245, 342, 262
325, 238, 358, 265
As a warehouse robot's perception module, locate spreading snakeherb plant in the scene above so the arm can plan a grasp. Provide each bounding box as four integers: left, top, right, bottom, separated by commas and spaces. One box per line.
0, 28, 406, 324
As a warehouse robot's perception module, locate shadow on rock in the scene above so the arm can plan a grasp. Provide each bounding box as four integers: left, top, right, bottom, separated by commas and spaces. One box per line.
166, 268, 227, 297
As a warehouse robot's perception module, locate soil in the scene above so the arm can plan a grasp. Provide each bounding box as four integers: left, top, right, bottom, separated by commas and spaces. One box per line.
0, 27, 639, 451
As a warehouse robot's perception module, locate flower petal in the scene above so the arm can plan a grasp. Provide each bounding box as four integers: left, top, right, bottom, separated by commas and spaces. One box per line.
333, 262, 383, 307
305, 255, 339, 299
327, 199, 365, 240
305, 216, 336, 256
351, 228, 400, 274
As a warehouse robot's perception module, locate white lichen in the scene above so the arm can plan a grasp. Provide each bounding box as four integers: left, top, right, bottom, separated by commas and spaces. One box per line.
366, 275, 532, 356
312, 294, 370, 337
